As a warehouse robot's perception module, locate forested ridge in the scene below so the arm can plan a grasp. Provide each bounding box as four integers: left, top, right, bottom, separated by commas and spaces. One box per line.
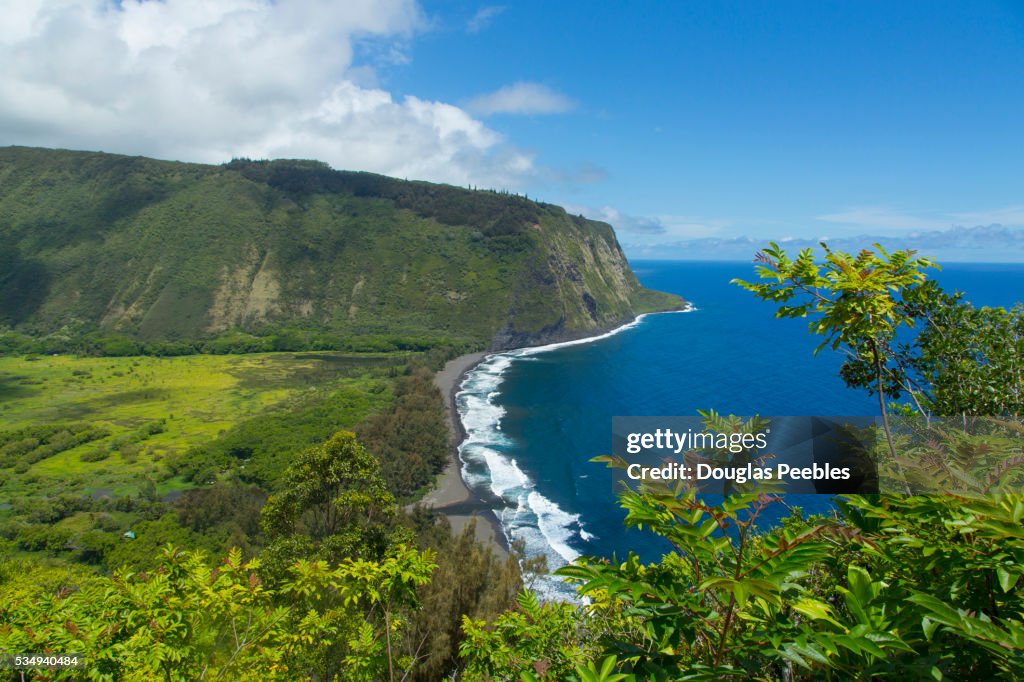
0, 146, 682, 356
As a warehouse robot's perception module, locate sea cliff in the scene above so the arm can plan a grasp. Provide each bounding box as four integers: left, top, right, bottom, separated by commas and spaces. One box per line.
0, 146, 683, 350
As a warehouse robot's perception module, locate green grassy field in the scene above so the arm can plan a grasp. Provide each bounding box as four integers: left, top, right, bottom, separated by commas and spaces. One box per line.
0, 351, 403, 504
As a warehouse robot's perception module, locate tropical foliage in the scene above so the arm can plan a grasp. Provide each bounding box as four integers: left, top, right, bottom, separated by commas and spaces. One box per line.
4, 243, 1023, 680
458, 485, 1024, 680
1, 543, 435, 681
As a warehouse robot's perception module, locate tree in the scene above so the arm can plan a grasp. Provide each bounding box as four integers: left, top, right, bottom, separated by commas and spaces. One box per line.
867, 286, 1023, 418
460, 590, 600, 680
734, 242, 1024, 422
404, 517, 523, 681
732, 242, 937, 466
260, 431, 398, 575
357, 368, 451, 499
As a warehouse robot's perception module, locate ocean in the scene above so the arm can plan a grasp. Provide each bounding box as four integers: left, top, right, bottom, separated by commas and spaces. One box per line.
454, 260, 1024, 597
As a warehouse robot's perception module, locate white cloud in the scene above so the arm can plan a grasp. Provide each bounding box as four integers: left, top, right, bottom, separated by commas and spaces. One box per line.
816, 207, 948, 231
816, 205, 1024, 235
657, 216, 731, 239
646, 225, 1024, 263
580, 206, 666, 235
564, 205, 731, 243
951, 205, 1024, 227
467, 82, 575, 116
0, 0, 535, 189
466, 5, 505, 33
607, 203, 1024, 261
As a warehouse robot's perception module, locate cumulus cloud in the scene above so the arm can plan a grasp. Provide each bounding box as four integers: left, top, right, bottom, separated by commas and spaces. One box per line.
0, 0, 535, 188
466, 5, 505, 33
467, 82, 575, 116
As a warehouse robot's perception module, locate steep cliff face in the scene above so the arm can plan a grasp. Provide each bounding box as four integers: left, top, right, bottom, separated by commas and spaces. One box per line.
489, 212, 669, 349
0, 146, 683, 349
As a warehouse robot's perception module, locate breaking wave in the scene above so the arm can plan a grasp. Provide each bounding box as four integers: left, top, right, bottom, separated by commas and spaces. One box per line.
454, 307, 694, 600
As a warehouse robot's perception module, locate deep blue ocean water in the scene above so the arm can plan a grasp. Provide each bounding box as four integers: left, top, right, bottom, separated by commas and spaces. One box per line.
455, 260, 1024, 596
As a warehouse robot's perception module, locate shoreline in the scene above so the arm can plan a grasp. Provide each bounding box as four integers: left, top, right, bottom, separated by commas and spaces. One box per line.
421, 351, 510, 557
422, 306, 694, 559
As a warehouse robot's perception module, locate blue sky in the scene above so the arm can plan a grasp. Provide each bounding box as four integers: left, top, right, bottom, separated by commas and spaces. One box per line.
393, 1, 1024, 258
2, 1, 1022, 259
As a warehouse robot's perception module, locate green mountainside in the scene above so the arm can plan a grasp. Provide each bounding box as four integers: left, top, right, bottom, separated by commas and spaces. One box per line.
0, 146, 682, 351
